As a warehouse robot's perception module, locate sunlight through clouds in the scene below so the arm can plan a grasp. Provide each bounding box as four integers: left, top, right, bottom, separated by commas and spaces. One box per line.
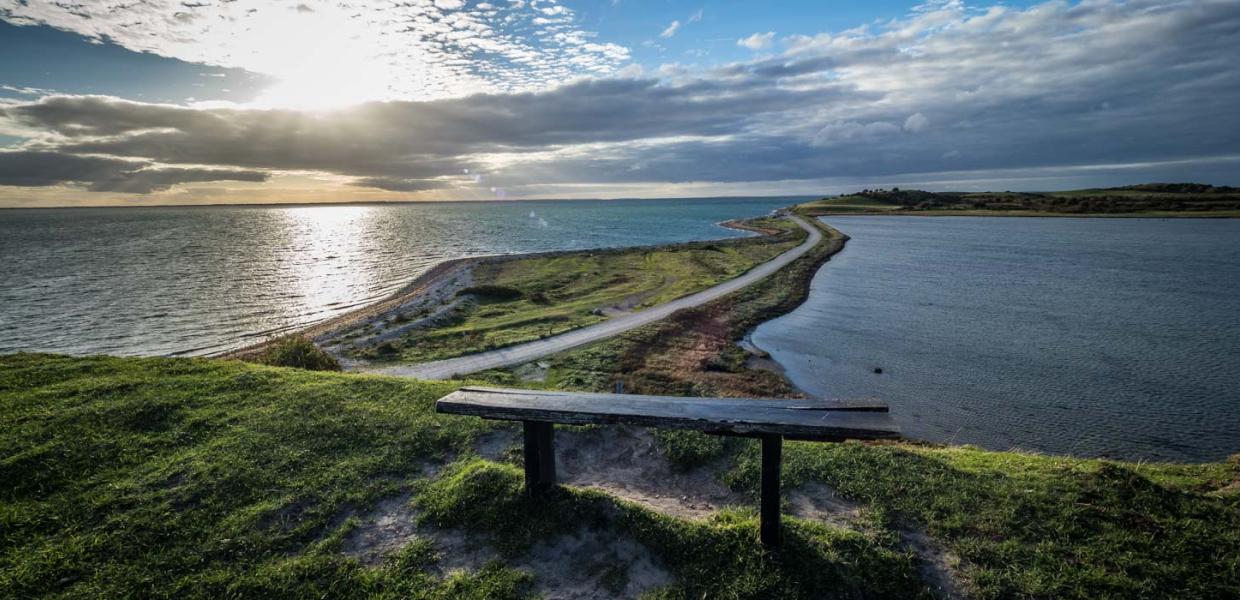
0, 0, 630, 106
1, 0, 1238, 204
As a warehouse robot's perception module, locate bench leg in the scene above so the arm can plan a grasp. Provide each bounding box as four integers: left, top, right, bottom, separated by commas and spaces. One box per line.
522, 421, 556, 495
760, 434, 783, 550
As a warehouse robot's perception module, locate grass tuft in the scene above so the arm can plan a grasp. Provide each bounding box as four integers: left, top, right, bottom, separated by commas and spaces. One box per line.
253, 335, 342, 371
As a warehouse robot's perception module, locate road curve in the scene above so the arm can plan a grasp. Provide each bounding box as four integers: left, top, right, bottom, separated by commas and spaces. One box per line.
367, 215, 822, 380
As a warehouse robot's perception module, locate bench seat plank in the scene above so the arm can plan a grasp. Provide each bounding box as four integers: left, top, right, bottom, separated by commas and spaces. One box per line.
436, 386, 899, 441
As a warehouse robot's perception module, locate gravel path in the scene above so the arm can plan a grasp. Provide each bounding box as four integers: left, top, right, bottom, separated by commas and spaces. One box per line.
366, 215, 821, 380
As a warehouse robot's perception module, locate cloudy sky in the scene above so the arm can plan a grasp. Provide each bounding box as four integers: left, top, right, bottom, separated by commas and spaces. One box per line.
0, 0, 1238, 207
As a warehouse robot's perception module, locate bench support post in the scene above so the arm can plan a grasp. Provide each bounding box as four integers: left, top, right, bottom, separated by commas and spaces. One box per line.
760, 434, 783, 550
522, 421, 556, 495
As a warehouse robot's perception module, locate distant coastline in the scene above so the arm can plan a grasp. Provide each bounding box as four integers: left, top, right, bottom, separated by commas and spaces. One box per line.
799, 184, 1240, 218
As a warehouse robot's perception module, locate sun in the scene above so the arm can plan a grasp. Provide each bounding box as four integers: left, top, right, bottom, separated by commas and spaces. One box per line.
229, 7, 399, 110
253, 65, 393, 111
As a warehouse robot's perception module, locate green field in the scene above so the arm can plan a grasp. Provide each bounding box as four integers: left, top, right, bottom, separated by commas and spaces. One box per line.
356, 217, 803, 364
2, 354, 1237, 598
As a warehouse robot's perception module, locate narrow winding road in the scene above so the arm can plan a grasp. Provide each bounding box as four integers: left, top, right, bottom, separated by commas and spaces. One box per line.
367, 215, 822, 380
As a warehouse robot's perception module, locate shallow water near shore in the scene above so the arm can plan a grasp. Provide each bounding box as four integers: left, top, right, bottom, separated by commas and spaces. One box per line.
753, 216, 1240, 462
0, 197, 796, 356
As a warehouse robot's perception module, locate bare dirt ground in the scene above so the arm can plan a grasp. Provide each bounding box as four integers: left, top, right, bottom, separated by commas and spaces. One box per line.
557, 425, 746, 520
900, 527, 970, 599
338, 426, 970, 598
341, 492, 675, 599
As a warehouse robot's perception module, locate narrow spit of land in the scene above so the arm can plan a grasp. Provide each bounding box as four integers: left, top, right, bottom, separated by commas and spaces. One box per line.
226, 214, 802, 366
367, 216, 821, 380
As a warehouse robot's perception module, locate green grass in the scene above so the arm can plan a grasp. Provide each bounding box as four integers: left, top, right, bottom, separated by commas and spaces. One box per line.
253, 335, 342, 371
2, 354, 1238, 598
796, 196, 905, 215
415, 459, 930, 599
0, 353, 516, 598
727, 441, 1240, 598
358, 218, 803, 364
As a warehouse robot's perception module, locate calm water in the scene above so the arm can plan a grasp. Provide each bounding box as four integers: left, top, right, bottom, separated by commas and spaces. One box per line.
0, 198, 796, 356
753, 216, 1240, 462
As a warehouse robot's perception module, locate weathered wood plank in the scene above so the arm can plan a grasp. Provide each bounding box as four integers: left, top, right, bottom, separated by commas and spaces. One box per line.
455, 386, 889, 411
436, 386, 899, 441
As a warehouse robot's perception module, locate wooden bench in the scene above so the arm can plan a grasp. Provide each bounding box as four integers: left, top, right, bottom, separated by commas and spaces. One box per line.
435, 386, 899, 548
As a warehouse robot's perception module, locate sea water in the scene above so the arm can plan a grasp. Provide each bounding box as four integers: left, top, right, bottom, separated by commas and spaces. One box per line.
0, 198, 795, 356
753, 216, 1240, 461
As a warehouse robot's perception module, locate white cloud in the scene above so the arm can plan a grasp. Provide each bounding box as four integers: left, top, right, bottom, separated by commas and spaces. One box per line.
688, 9, 703, 23
904, 112, 930, 133
0, 0, 630, 105
614, 63, 645, 78
661, 20, 681, 38
738, 32, 775, 50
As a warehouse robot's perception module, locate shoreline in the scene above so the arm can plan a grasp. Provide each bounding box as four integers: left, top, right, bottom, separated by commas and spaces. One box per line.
730, 216, 845, 398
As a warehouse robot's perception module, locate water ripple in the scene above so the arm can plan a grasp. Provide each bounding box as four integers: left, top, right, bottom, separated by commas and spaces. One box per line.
0, 198, 792, 358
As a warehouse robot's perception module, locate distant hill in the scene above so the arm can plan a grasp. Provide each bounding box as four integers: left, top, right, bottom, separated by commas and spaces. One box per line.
799, 183, 1240, 216
1115, 183, 1240, 194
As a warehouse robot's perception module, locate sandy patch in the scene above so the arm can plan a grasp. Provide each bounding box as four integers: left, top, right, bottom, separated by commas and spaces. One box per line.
786, 481, 865, 532
516, 526, 674, 599
339, 426, 967, 597
899, 527, 970, 599
473, 429, 519, 461
784, 481, 969, 597
556, 425, 747, 520
340, 493, 673, 598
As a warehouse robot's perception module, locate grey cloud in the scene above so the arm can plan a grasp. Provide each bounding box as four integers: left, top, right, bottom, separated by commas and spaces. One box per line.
812, 121, 901, 146
87, 167, 269, 193
3, 77, 847, 181
0, 150, 269, 193
9, 77, 835, 148
0, 151, 144, 187
2, 0, 1240, 195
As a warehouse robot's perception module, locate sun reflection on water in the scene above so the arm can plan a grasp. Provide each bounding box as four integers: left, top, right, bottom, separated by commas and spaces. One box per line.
278, 205, 379, 323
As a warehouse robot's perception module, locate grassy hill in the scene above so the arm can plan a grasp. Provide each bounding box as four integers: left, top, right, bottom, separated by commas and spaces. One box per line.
798, 183, 1240, 217
2, 354, 1238, 598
